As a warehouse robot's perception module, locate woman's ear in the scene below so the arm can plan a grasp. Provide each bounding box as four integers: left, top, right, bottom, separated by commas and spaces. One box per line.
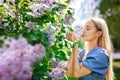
97, 31, 102, 37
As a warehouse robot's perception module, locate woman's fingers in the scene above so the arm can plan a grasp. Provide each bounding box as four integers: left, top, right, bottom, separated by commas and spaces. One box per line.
66, 32, 68, 39
67, 32, 70, 40
70, 32, 75, 41
66, 32, 77, 41
66, 32, 73, 41
66, 32, 70, 40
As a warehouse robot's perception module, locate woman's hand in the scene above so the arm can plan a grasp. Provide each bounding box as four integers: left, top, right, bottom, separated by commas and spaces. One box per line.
66, 32, 77, 42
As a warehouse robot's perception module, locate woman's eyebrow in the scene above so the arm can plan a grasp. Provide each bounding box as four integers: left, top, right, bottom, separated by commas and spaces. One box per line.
86, 25, 91, 28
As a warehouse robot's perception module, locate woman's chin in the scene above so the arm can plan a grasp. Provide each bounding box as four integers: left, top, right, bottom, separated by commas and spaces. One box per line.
81, 38, 86, 41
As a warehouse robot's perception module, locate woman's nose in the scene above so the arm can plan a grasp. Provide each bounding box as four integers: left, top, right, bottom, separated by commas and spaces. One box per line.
82, 29, 86, 33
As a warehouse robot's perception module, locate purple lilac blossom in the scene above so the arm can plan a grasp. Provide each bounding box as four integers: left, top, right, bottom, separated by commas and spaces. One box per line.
39, 0, 56, 6
74, 26, 83, 40
47, 27, 56, 46
6, 0, 15, 4
0, 36, 45, 80
29, 3, 49, 17
0, 0, 4, 5
48, 61, 67, 80
25, 21, 37, 29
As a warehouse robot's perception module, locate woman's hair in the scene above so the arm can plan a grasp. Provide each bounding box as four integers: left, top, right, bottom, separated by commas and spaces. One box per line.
90, 17, 114, 80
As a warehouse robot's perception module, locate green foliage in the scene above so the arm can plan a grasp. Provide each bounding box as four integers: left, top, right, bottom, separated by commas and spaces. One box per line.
52, 24, 71, 61
32, 47, 53, 80
99, 0, 120, 50
114, 68, 120, 80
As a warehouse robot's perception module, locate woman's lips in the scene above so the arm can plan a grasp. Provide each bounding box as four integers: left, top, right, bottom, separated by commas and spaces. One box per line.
81, 34, 85, 37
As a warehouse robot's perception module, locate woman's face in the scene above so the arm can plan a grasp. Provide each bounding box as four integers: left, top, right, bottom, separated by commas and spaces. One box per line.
81, 20, 101, 41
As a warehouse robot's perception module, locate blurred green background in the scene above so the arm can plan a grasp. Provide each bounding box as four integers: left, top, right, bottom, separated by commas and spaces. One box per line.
99, 0, 120, 79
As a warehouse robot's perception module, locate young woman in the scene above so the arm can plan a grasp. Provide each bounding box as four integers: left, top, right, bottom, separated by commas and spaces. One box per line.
66, 18, 114, 80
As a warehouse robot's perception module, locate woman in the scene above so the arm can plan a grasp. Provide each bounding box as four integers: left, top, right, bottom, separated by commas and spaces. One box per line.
66, 18, 114, 80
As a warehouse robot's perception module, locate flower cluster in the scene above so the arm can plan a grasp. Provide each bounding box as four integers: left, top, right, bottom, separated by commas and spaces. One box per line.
0, 0, 16, 5
29, 3, 50, 17
71, 21, 84, 40
64, 14, 74, 25
0, 36, 45, 80
25, 21, 37, 29
0, 0, 4, 5
6, 0, 15, 4
39, 0, 57, 6
48, 61, 67, 80
29, 0, 60, 17
47, 26, 56, 46
74, 26, 83, 40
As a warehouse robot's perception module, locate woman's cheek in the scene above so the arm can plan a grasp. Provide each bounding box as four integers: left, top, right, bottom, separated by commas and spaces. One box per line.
83, 35, 95, 41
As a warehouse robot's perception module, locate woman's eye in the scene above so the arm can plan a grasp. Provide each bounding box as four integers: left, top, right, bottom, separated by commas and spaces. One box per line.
86, 28, 90, 30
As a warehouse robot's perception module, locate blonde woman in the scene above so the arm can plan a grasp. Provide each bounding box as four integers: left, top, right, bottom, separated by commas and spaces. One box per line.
66, 18, 114, 80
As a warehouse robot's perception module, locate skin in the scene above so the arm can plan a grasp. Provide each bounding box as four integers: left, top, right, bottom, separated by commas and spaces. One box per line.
66, 20, 102, 78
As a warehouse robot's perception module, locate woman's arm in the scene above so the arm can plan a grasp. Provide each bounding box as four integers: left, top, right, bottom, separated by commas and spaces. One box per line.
65, 48, 74, 76
66, 32, 91, 78
66, 32, 76, 76
73, 44, 91, 78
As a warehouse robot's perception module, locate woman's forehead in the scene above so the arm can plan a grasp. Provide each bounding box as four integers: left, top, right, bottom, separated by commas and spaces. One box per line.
85, 20, 95, 28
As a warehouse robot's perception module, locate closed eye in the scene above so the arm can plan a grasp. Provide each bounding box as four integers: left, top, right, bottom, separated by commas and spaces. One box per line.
86, 28, 90, 30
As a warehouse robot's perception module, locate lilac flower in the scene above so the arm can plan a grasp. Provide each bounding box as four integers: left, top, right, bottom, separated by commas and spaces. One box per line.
32, 44, 46, 61
39, 0, 57, 6
5, 5, 15, 17
29, 3, 49, 17
72, 21, 84, 40
0, 36, 45, 80
47, 27, 56, 46
25, 21, 37, 29
6, 0, 15, 4
48, 34, 56, 46
64, 14, 74, 25
74, 26, 83, 40
0, 0, 4, 5
48, 61, 67, 80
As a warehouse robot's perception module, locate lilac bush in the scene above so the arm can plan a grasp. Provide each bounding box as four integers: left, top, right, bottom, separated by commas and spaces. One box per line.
0, 36, 45, 80
0, 0, 76, 79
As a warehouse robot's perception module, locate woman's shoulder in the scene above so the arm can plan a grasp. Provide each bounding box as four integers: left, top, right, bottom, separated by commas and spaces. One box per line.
96, 47, 109, 56
89, 47, 109, 57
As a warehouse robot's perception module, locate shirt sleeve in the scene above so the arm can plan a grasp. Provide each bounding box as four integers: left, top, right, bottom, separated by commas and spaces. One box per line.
78, 49, 85, 62
82, 49, 109, 75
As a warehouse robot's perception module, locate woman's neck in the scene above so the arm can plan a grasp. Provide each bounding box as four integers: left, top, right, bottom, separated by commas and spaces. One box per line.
86, 40, 98, 53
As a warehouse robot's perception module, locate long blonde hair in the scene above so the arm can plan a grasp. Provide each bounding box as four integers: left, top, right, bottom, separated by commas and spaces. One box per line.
90, 17, 114, 80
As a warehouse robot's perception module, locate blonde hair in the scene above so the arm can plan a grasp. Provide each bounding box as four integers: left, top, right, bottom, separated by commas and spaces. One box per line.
90, 17, 114, 80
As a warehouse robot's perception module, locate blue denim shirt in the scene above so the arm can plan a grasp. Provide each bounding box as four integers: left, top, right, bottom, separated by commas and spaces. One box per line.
78, 47, 109, 80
